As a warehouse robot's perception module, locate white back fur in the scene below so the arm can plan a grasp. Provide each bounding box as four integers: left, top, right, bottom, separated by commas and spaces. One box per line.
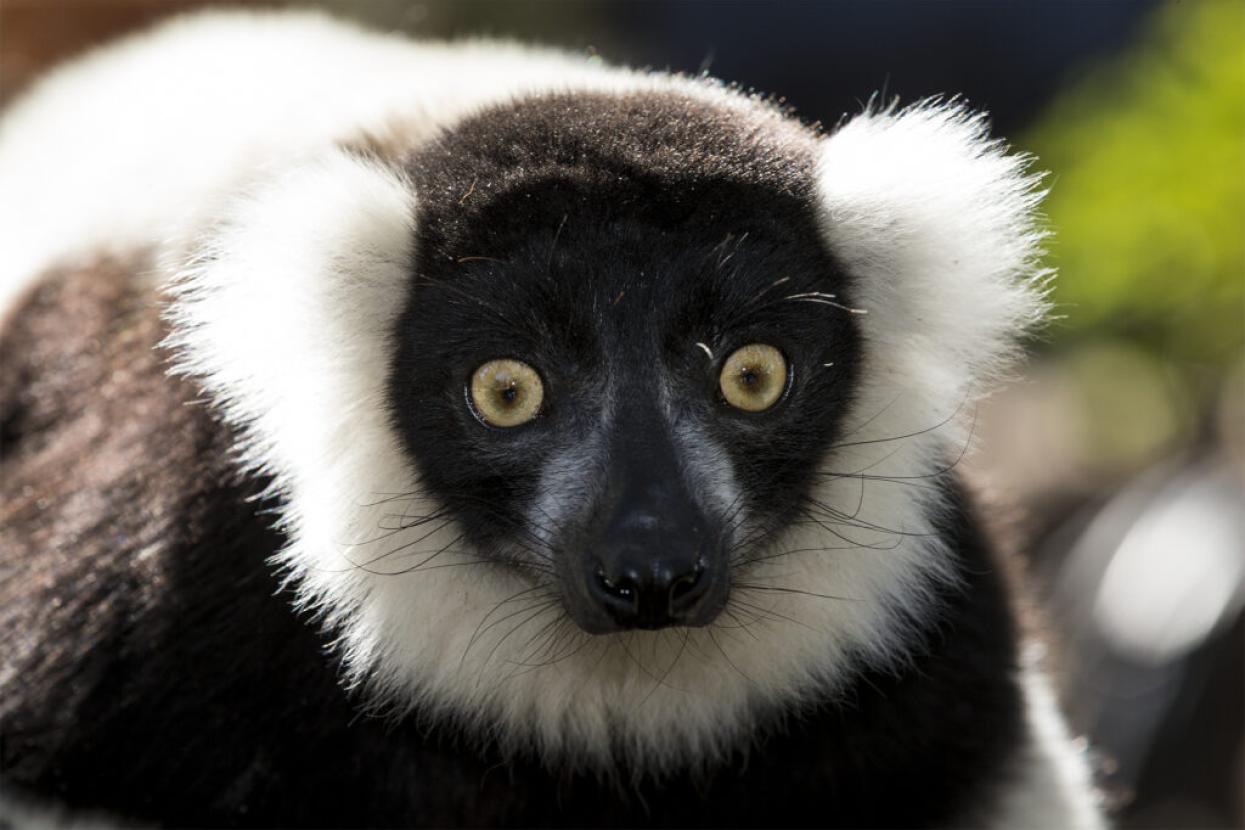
3, 11, 1087, 808
0, 9, 751, 316
985, 663, 1106, 828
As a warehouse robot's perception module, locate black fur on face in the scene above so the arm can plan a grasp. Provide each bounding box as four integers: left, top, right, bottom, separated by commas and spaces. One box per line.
388, 91, 863, 633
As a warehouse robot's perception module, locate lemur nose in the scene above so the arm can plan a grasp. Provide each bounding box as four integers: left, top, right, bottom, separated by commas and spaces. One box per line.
591, 556, 709, 630
563, 407, 731, 634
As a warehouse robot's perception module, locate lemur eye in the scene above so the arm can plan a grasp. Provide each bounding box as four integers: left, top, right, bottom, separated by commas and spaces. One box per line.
469, 359, 544, 427
719, 344, 788, 412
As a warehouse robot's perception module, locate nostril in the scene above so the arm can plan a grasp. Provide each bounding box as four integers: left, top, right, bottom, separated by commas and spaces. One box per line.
668, 566, 704, 612
595, 566, 639, 610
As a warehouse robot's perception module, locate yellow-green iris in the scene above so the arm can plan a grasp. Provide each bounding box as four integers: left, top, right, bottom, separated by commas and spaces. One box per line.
719, 344, 787, 412
470, 359, 544, 427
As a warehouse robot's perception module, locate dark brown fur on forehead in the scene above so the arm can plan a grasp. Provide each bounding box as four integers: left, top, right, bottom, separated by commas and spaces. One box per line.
406, 89, 822, 262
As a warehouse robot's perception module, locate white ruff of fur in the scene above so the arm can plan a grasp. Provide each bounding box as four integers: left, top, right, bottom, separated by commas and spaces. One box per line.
805, 101, 1054, 693
167, 108, 1048, 773
14, 11, 1049, 773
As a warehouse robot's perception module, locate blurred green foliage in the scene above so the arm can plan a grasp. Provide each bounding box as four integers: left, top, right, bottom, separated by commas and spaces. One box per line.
1025, 0, 1244, 382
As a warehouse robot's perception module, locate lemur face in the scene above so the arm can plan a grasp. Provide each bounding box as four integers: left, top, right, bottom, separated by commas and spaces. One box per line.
388, 93, 862, 635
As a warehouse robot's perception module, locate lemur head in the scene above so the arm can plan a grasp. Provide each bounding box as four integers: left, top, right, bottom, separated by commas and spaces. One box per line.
172, 80, 1047, 771
391, 93, 860, 636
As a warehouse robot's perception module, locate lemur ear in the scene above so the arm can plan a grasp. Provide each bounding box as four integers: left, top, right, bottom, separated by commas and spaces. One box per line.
815, 102, 1050, 403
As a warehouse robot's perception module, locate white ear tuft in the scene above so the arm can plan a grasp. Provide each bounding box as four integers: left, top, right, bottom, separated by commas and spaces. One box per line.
816, 101, 1051, 405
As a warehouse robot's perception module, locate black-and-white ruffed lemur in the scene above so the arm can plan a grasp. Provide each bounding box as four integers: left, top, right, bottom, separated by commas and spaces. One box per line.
0, 10, 1105, 828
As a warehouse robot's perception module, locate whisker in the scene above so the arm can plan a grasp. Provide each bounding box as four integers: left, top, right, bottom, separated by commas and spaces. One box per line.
734, 582, 861, 602
783, 291, 867, 315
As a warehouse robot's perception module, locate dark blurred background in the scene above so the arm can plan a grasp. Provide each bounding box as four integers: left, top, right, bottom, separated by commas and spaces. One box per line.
3, 1, 1242, 826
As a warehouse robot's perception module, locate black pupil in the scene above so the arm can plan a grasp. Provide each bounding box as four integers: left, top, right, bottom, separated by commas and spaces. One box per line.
500, 385, 519, 405
741, 368, 760, 387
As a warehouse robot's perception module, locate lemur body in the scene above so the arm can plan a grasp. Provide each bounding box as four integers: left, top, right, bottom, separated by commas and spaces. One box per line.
0, 12, 1102, 828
